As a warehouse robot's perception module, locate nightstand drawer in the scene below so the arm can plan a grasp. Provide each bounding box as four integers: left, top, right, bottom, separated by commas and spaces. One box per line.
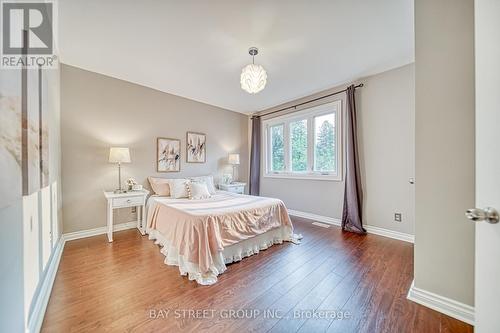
226, 186, 244, 194
113, 196, 143, 208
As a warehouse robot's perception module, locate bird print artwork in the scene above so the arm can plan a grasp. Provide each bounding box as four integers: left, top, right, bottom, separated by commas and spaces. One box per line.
157, 138, 180, 172
186, 132, 206, 163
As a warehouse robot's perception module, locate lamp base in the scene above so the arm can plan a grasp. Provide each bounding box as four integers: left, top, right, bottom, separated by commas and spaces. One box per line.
113, 189, 127, 194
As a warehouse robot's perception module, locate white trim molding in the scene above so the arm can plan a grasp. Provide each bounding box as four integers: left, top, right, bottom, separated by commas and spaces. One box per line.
407, 280, 475, 325
288, 209, 341, 226
288, 209, 414, 243
27, 236, 64, 333
364, 225, 414, 243
63, 221, 137, 241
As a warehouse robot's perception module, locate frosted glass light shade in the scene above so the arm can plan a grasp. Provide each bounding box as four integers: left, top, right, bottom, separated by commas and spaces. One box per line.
240, 64, 267, 94
109, 147, 131, 163
228, 153, 240, 165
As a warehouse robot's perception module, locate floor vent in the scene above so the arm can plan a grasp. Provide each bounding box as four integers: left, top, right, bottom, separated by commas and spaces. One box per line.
312, 222, 331, 228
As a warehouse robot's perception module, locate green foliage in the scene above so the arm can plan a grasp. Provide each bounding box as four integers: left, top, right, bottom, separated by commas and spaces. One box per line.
271, 118, 335, 173
271, 125, 284, 171
290, 120, 307, 171
315, 120, 335, 171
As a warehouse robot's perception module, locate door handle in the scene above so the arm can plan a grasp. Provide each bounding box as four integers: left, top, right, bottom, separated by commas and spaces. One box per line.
465, 207, 499, 224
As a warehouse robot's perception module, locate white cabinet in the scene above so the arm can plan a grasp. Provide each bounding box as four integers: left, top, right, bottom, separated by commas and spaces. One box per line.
218, 182, 246, 194
103, 190, 149, 242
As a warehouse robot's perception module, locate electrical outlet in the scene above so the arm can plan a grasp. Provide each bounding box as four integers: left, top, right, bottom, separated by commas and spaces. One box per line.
394, 213, 402, 222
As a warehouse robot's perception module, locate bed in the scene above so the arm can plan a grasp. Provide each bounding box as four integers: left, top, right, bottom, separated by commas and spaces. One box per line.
145, 191, 300, 285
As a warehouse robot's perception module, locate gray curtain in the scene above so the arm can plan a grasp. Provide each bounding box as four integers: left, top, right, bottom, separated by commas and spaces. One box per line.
249, 116, 261, 195
342, 85, 366, 234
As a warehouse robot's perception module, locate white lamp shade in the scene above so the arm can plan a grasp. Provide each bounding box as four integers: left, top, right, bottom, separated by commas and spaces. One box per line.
109, 147, 131, 163
228, 153, 240, 165
240, 64, 267, 94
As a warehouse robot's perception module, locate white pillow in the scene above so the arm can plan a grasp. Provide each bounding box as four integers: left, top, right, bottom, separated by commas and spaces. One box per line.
189, 182, 211, 200
170, 178, 190, 199
189, 175, 216, 194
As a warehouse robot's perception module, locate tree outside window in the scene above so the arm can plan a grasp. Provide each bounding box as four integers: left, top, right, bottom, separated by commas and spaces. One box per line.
314, 114, 335, 172
290, 119, 307, 172
264, 100, 341, 180
270, 124, 284, 171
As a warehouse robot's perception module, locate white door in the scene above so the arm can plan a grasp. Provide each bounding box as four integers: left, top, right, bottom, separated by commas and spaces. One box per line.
472, 1, 500, 332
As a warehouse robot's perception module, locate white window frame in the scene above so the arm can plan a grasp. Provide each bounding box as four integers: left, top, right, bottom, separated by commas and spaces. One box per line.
262, 99, 343, 181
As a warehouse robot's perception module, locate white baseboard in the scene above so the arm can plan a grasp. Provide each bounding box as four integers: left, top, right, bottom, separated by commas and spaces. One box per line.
63, 221, 137, 241
407, 280, 475, 325
288, 209, 414, 243
27, 236, 65, 333
364, 225, 415, 243
288, 209, 341, 226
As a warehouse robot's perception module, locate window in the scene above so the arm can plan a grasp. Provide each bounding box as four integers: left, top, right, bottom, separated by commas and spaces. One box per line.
290, 119, 308, 172
263, 100, 342, 180
269, 124, 285, 172
314, 113, 335, 172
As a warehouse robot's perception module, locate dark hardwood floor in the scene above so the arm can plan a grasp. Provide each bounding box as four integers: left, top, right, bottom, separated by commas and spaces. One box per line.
42, 217, 473, 333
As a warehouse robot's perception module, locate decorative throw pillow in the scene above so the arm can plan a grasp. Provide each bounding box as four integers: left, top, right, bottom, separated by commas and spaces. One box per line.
148, 177, 171, 196
170, 178, 190, 199
189, 175, 216, 194
189, 182, 211, 200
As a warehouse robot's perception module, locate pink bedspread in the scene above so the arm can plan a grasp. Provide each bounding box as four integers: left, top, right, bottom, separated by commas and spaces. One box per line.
146, 192, 293, 274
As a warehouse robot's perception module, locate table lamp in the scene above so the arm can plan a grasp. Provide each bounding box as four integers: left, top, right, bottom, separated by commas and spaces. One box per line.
109, 147, 131, 193
228, 153, 240, 183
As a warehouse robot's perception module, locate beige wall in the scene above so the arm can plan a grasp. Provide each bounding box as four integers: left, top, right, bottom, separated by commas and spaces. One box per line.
260, 64, 415, 235
61, 64, 249, 233
358, 64, 415, 234
414, 0, 475, 306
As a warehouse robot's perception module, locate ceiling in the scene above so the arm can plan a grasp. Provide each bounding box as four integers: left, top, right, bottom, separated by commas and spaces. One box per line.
59, 0, 414, 114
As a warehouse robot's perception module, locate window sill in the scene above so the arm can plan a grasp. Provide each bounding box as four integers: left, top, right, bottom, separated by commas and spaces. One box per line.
263, 173, 342, 181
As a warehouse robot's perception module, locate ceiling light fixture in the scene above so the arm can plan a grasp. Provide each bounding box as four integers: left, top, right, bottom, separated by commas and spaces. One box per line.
240, 47, 267, 94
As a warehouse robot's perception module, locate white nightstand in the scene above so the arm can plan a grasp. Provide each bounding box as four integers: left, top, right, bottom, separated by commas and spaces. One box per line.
218, 182, 246, 194
103, 190, 149, 242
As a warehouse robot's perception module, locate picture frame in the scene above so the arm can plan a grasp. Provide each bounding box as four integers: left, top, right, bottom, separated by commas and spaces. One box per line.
186, 131, 206, 163
157, 137, 181, 172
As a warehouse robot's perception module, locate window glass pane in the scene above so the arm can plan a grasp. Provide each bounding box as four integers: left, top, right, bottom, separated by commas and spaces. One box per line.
290, 119, 308, 172
270, 124, 285, 171
314, 113, 336, 172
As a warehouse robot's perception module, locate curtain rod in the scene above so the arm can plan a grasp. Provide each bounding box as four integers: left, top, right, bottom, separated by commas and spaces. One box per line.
251, 83, 364, 119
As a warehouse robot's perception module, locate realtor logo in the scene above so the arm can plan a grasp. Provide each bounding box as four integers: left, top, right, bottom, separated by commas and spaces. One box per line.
1, 0, 57, 68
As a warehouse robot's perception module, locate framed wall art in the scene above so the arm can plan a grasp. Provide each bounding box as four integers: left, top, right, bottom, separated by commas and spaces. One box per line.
157, 137, 180, 172
186, 131, 206, 163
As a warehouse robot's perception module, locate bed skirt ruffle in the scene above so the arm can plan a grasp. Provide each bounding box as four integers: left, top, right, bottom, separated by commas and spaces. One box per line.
147, 227, 301, 285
